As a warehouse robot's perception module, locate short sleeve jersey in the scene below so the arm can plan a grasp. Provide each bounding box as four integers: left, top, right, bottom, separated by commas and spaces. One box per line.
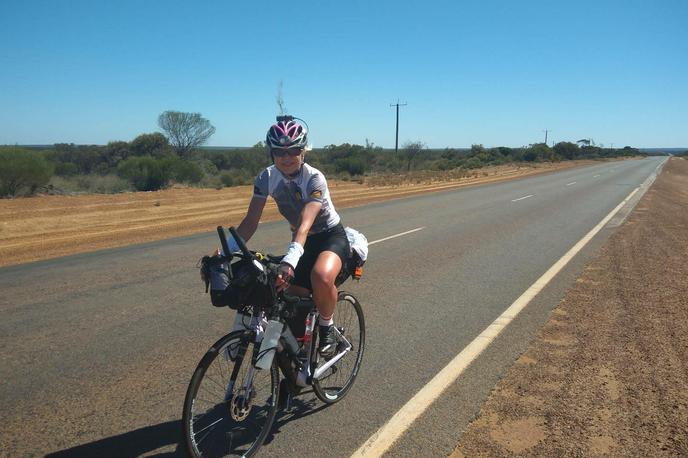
253, 163, 341, 234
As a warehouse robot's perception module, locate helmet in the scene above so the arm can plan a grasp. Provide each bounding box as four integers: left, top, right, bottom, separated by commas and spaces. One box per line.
266, 116, 308, 150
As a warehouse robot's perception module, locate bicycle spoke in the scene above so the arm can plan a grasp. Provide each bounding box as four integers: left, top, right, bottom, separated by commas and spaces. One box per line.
194, 417, 225, 445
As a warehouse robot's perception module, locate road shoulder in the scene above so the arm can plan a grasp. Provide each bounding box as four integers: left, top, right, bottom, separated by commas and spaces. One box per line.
451, 157, 688, 456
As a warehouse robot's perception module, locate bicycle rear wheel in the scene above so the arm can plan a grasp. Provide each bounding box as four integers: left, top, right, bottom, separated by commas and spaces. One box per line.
182, 330, 279, 457
313, 291, 365, 404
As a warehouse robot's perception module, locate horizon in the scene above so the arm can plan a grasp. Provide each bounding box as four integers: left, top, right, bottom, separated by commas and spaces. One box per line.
6, 144, 686, 152
1, 1, 686, 148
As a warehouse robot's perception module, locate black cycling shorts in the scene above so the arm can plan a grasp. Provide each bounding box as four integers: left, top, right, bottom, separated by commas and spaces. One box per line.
292, 223, 350, 291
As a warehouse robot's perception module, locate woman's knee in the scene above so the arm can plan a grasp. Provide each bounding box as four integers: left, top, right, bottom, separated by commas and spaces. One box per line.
311, 267, 336, 289
311, 253, 341, 288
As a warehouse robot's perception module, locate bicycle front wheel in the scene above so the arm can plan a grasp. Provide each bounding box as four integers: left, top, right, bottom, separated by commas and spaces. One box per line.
182, 330, 279, 457
313, 291, 365, 404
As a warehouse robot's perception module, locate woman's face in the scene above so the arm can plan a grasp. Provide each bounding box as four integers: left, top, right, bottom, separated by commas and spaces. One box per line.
273, 147, 304, 176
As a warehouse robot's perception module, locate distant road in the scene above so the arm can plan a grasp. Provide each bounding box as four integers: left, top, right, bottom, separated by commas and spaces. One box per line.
0, 157, 665, 457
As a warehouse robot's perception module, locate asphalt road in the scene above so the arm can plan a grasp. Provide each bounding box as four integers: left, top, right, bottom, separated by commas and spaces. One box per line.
0, 157, 665, 457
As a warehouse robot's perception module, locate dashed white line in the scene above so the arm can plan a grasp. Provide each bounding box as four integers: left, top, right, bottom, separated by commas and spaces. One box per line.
566, 181, 577, 186
369, 227, 425, 245
350, 185, 643, 458
593, 175, 601, 178
511, 194, 534, 202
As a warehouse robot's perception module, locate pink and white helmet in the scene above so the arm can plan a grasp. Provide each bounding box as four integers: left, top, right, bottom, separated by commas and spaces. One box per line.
266, 116, 308, 150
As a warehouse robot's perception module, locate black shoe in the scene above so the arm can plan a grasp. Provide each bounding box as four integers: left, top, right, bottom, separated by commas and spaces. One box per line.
318, 325, 337, 359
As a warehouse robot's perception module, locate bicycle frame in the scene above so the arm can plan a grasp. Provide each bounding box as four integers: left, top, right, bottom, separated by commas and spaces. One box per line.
226, 297, 354, 397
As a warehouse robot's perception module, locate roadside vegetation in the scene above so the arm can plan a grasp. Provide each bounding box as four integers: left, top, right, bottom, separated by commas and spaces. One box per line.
1, 111, 649, 198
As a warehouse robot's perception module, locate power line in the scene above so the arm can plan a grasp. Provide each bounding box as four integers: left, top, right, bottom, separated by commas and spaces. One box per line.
390, 100, 407, 154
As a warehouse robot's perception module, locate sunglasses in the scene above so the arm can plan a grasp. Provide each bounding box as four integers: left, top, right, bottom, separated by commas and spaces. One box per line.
271, 147, 304, 158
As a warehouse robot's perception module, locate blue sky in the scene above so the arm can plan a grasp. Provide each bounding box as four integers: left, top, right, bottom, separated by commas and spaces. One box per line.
1, 0, 686, 148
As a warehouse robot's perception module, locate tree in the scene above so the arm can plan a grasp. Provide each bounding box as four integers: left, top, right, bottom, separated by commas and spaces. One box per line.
158, 111, 216, 158
0, 148, 54, 197
402, 141, 426, 172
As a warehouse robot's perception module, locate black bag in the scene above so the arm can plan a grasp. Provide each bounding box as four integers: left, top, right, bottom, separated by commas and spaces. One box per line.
200, 255, 272, 309
335, 251, 365, 287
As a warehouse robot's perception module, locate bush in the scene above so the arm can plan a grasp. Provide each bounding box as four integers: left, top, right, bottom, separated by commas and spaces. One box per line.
130, 132, 172, 158
54, 161, 79, 176
219, 171, 235, 187
167, 159, 204, 184
50, 174, 132, 193
218, 169, 252, 187
464, 157, 483, 169
334, 157, 366, 176
117, 156, 169, 191
523, 150, 538, 162
0, 148, 54, 197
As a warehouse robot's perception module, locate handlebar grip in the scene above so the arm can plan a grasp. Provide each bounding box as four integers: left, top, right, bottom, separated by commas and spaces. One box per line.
217, 226, 232, 260
228, 226, 252, 259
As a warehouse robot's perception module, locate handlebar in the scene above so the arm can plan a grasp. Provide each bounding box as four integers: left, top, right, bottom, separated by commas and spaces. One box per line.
217, 225, 304, 307
228, 226, 253, 260
216, 226, 232, 261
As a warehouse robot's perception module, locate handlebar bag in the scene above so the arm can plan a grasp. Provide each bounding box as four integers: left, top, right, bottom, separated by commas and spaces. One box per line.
201, 255, 272, 309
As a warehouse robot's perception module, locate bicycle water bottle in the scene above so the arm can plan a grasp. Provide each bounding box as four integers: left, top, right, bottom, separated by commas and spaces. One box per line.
256, 319, 282, 370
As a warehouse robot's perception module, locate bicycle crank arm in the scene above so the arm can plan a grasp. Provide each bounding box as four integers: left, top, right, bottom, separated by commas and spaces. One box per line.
313, 343, 352, 379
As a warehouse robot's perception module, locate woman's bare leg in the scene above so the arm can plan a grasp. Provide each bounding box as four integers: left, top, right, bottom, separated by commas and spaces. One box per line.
310, 251, 342, 319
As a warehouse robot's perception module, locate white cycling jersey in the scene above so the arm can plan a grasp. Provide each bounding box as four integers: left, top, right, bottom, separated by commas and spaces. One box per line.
253, 163, 341, 234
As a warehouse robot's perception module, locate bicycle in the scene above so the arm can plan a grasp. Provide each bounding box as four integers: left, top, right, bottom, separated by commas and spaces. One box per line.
182, 226, 365, 457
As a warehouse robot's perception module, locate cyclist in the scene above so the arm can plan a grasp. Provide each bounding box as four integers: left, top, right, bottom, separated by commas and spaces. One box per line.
229, 116, 349, 358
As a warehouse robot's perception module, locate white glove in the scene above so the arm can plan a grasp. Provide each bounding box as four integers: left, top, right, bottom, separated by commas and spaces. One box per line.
282, 242, 304, 269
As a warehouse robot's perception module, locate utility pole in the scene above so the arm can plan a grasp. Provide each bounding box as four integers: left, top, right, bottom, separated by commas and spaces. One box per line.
543, 129, 550, 146
390, 100, 407, 154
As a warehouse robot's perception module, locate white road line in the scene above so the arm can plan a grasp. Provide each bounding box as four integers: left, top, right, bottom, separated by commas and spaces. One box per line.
511, 194, 534, 202
566, 181, 577, 186
350, 185, 642, 458
369, 227, 425, 246
593, 175, 601, 178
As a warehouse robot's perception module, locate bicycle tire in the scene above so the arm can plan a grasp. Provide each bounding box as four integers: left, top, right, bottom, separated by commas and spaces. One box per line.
313, 291, 365, 404
182, 330, 279, 457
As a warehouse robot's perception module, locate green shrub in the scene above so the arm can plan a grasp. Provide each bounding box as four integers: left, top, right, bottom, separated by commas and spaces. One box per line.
50, 174, 132, 193
0, 148, 54, 197
167, 159, 204, 184
218, 169, 252, 187
219, 171, 235, 187
54, 161, 79, 176
464, 157, 483, 169
334, 157, 366, 175
117, 156, 169, 191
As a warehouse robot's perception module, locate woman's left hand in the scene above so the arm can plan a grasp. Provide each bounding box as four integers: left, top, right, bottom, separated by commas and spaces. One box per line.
275, 263, 294, 292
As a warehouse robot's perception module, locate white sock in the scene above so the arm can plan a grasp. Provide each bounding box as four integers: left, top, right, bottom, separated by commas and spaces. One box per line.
319, 316, 333, 327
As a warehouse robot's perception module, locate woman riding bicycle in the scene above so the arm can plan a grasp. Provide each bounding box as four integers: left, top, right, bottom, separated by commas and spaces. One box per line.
230, 116, 349, 358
